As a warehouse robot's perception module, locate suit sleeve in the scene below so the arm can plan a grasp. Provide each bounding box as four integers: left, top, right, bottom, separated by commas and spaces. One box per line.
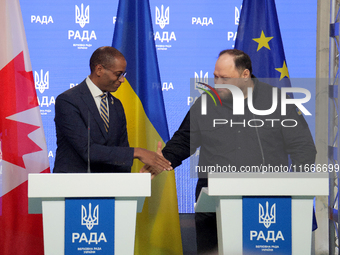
282, 105, 317, 169
55, 93, 134, 167
162, 106, 201, 168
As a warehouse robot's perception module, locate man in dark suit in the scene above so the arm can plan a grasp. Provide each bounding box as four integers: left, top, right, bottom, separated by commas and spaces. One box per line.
141, 49, 316, 254
53, 46, 172, 173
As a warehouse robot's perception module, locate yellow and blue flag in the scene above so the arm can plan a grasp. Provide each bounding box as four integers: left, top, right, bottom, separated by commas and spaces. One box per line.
235, 0, 291, 90
112, 0, 183, 254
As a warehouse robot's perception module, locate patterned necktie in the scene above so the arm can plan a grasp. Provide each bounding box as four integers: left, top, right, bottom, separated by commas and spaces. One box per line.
100, 93, 109, 132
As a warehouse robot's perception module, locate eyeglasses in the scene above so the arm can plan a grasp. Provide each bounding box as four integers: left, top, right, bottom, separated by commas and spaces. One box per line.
117, 71, 127, 79
102, 65, 127, 79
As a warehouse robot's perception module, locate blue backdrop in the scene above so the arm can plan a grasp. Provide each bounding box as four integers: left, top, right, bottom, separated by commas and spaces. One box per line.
20, 0, 317, 213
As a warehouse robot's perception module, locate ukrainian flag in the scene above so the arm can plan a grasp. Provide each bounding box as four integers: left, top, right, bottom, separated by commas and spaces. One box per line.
112, 0, 183, 254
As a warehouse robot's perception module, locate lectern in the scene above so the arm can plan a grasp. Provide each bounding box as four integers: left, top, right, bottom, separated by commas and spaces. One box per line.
28, 173, 151, 255
195, 172, 329, 255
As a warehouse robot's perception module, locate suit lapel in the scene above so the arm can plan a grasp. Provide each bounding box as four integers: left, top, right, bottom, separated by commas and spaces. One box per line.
79, 82, 108, 138
107, 93, 116, 136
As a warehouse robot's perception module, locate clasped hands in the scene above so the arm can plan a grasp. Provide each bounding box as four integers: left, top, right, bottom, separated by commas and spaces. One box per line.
135, 141, 171, 179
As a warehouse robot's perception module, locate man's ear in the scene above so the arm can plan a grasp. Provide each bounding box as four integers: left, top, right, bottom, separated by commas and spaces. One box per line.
95, 64, 104, 77
242, 68, 250, 79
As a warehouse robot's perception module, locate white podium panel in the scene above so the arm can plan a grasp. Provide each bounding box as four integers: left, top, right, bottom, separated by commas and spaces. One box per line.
195, 172, 329, 255
28, 173, 151, 255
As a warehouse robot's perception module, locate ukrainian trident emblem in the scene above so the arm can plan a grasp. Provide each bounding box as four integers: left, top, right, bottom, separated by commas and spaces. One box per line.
75, 3, 90, 28
155, 5, 169, 29
34, 69, 49, 94
259, 201, 276, 228
194, 70, 209, 94
81, 203, 99, 230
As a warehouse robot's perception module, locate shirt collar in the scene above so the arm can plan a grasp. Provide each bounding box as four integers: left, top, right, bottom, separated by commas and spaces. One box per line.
86, 76, 104, 98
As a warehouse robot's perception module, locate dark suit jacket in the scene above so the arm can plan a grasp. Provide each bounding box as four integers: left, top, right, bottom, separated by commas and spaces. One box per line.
53, 80, 134, 173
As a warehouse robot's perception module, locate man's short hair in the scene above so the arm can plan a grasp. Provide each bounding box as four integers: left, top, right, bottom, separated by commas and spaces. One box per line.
89, 46, 124, 73
218, 49, 252, 75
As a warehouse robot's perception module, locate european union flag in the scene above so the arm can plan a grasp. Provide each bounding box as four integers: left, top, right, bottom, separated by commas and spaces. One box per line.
235, 0, 291, 90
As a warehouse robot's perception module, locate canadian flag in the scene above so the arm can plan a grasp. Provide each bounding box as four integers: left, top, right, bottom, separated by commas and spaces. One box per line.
0, 0, 50, 254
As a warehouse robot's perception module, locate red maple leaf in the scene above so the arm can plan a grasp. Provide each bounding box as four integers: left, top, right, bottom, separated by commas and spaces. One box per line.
0, 52, 42, 168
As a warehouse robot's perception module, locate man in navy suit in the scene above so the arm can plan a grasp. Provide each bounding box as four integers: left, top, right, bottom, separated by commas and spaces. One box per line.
53, 46, 172, 173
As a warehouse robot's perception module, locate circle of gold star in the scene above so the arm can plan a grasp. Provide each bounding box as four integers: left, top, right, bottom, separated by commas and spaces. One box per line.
275, 61, 290, 80
252, 31, 273, 51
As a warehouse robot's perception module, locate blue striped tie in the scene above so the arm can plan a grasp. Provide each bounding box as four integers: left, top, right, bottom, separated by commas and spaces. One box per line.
100, 93, 109, 132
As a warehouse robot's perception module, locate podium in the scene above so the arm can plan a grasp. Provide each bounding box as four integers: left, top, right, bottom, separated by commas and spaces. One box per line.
28, 173, 151, 255
195, 172, 329, 255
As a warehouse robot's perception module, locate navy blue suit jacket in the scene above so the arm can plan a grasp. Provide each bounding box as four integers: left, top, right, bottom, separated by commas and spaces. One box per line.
53, 80, 134, 173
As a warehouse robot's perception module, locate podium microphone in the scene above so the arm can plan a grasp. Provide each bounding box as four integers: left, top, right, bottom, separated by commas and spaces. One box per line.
87, 111, 91, 173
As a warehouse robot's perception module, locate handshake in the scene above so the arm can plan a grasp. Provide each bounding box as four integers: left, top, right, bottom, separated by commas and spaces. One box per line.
134, 141, 172, 179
